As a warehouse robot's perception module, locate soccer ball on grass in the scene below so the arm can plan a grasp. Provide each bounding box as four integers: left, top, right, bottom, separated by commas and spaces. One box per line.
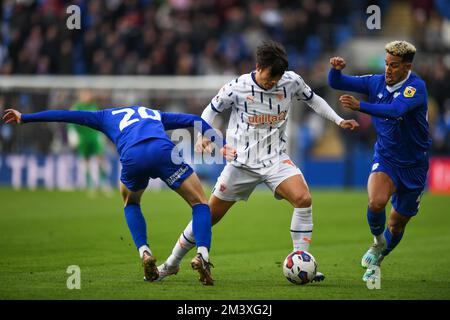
283, 250, 317, 285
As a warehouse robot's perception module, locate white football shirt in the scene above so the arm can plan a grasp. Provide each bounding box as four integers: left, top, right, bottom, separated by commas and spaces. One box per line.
206, 71, 316, 169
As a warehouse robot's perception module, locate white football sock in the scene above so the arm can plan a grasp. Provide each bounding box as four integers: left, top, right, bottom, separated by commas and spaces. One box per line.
138, 245, 152, 259
197, 246, 209, 262
166, 221, 196, 266
374, 233, 386, 246
290, 206, 313, 252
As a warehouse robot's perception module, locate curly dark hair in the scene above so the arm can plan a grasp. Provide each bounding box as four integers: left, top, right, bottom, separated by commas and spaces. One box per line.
255, 40, 289, 77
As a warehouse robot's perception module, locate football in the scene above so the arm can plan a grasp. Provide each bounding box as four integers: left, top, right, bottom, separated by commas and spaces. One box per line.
283, 251, 317, 285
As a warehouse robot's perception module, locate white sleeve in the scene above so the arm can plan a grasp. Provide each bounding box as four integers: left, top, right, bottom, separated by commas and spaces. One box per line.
197, 82, 233, 137
196, 105, 220, 140
304, 93, 344, 126
209, 82, 234, 113
201, 105, 218, 126
290, 71, 343, 125
198, 85, 230, 137
291, 72, 314, 101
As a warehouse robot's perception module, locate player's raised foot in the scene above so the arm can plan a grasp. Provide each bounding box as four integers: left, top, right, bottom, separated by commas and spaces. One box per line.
142, 251, 159, 282
361, 240, 386, 269
311, 271, 325, 283
190, 253, 214, 286
155, 262, 180, 281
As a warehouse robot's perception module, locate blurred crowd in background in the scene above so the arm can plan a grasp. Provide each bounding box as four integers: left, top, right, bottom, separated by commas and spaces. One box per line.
0, 0, 386, 75
0, 0, 449, 160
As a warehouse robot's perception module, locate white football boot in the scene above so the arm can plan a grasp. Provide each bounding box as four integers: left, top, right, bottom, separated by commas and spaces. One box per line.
155, 262, 180, 281
362, 255, 385, 282
361, 236, 386, 269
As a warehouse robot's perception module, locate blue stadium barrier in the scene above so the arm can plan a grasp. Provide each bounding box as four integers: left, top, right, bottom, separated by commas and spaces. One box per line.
0, 153, 374, 190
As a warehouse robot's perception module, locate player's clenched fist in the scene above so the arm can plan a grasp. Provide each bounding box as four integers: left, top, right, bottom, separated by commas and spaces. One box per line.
339, 119, 360, 131
2, 109, 22, 124
194, 136, 213, 153
330, 57, 346, 70
195, 136, 236, 161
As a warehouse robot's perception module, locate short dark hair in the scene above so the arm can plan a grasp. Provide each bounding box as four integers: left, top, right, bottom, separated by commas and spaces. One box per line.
256, 40, 288, 77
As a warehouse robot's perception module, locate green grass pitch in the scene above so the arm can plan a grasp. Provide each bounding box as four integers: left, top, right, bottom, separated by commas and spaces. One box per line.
0, 187, 449, 300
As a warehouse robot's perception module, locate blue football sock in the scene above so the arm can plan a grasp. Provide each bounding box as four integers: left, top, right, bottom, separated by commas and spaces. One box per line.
382, 227, 404, 256
192, 204, 212, 249
124, 204, 148, 250
367, 207, 386, 236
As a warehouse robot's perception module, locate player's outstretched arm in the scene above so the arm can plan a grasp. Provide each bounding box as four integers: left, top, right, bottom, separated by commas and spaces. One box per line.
339, 93, 424, 118
304, 94, 359, 131
160, 112, 236, 161
328, 57, 371, 95
2, 108, 103, 130
160, 112, 222, 140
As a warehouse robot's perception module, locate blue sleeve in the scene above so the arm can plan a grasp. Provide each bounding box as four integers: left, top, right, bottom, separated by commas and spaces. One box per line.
359, 84, 426, 118
328, 68, 371, 95
21, 110, 104, 131
160, 112, 226, 147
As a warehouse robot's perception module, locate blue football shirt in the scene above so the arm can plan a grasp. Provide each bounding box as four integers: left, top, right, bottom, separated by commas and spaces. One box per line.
329, 69, 431, 167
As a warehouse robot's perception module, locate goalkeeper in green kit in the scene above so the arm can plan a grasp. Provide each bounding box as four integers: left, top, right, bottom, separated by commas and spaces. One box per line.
68, 90, 112, 196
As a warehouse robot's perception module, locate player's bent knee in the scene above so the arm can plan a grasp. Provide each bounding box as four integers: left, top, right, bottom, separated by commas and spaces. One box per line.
123, 195, 140, 207
388, 219, 407, 235
185, 190, 208, 207
291, 192, 312, 208
120, 186, 143, 207
388, 223, 405, 235
368, 197, 388, 212
176, 173, 209, 207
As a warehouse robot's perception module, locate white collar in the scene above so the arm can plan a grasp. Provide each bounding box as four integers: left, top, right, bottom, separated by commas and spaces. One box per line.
386, 71, 411, 93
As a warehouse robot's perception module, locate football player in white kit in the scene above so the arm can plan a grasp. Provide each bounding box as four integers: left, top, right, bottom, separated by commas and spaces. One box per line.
157, 40, 359, 284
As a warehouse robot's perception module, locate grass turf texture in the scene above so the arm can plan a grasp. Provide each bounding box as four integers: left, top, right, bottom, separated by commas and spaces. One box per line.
0, 188, 449, 300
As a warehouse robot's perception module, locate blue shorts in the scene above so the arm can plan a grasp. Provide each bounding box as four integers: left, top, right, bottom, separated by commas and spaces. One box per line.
120, 138, 193, 192
371, 155, 428, 216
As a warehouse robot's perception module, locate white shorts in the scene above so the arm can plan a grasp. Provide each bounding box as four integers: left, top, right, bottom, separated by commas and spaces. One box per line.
212, 153, 303, 202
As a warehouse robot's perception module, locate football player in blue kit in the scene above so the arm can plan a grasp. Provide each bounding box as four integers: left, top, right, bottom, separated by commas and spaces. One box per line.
328, 40, 432, 281
2, 106, 236, 286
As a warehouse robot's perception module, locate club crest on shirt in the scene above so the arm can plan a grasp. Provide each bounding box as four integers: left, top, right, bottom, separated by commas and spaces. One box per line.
403, 86, 416, 98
